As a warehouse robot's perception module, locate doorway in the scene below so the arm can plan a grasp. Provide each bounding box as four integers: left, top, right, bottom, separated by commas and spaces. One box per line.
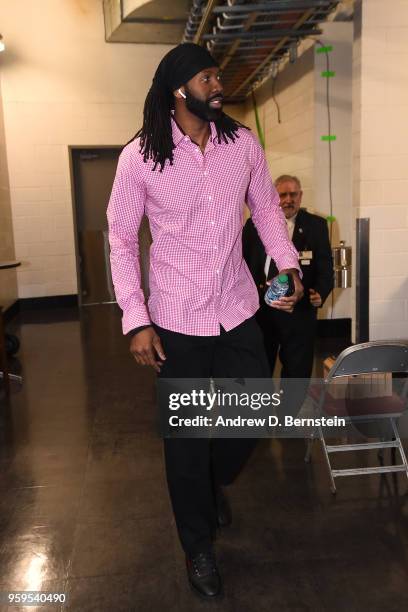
70, 147, 151, 306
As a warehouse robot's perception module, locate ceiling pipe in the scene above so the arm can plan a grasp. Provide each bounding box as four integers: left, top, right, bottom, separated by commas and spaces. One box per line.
212, 1, 335, 13
228, 6, 318, 99
193, 0, 221, 44
182, 0, 206, 42
181, 0, 338, 102
208, 0, 248, 56
202, 28, 322, 40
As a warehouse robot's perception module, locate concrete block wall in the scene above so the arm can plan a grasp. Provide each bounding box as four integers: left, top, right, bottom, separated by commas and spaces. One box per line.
243, 41, 316, 208
354, 0, 408, 340
314, 22, 353, 320
0, 0, 172, 299
0, 77, 17, 309
1, 0, 405, 340
241, 30, 353, 321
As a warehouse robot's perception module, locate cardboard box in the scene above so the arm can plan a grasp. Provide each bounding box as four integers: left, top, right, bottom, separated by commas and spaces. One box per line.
323, 356, 393, 399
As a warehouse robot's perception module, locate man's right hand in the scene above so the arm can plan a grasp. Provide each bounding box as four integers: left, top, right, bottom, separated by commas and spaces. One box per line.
130, 326, 166, 373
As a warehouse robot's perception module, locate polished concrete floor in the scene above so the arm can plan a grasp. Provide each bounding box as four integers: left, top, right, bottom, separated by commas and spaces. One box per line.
1, 305, 408, 612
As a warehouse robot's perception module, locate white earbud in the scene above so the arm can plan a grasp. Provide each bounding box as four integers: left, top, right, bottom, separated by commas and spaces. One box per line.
178, 88, 186, 99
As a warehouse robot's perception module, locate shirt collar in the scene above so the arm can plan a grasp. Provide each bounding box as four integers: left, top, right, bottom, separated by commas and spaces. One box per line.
171, 114, 218, 148
286, 212, 298, 226
209, 121, 218, 144
171, 115, 186, 147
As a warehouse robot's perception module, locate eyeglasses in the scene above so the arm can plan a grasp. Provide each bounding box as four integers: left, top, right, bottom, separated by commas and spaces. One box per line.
278, 191, 300, 199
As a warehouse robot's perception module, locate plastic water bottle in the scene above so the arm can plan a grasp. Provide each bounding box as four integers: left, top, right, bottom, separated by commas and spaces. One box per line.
264, 273, 293, 306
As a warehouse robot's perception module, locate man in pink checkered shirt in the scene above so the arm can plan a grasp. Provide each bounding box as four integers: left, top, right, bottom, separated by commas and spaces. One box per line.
107, 43, 303, 599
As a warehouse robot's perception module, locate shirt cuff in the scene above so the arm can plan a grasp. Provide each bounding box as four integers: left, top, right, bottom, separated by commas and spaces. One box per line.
122, 305, 151, 335
276, 257, 303, 279
127, 325, 152, 338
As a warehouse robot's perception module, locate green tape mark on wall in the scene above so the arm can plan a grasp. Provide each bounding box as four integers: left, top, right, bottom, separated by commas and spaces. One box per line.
321, 135, 336, 141
316, 45, 333, 54
251, 91, 265, 150
321, 70, 335, 77
326, 215, 336, 223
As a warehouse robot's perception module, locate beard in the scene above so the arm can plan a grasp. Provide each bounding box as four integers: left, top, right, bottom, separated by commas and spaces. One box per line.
184, 88, 223, 122
281, 204, 297, 218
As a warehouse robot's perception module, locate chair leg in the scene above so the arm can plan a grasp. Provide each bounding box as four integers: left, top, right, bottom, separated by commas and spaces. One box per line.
377, 436, 385, 463
390, 419, 408, 482
304, 436, 314, 463
319, 425, 337, 494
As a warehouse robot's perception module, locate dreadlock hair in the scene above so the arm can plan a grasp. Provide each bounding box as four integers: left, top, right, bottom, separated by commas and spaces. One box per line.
124, 83, 249, 172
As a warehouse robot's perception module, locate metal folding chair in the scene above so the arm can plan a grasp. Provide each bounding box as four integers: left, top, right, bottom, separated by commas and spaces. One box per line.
305, 341, 408, 494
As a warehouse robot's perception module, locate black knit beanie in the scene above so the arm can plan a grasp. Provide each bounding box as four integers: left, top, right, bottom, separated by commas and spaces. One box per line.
153, 43, 219, 94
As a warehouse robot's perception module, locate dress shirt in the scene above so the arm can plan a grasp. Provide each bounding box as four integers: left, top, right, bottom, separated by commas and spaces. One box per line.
264, 213, 297, 279
107, 117, 300, 336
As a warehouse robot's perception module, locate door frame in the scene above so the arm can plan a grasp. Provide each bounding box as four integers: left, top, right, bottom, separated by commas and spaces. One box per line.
68, 145, 122, 307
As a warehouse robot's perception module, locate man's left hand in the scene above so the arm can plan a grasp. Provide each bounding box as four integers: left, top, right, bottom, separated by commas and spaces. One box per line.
267, 270, 304, 313
309, 288, 322, 307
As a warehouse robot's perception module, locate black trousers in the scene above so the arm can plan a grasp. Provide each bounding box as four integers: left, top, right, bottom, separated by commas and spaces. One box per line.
256, 304, 317, 418
256, 304, 317, 378
155, 316, 270, 555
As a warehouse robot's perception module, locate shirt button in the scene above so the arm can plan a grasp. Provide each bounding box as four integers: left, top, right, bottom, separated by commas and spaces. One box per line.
195, 147, 199, 152
184, 136, 189, 142
210, 220, 215, 225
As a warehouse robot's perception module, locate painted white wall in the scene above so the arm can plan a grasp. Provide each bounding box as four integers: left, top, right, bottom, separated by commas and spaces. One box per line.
2, 0, 405, 339
242, 28, 353, 321
0, 76, 17, 309
314, 22, 353, 320
0, 0, 246, 301
353, 0, 408, 340
0, 0, 172, 299
243, 40, 316, 208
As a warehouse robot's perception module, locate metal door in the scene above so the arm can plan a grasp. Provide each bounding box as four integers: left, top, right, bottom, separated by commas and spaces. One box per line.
71, 147, 151, 305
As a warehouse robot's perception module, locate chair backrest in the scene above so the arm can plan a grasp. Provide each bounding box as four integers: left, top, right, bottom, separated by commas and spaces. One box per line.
327, 341, 408, 380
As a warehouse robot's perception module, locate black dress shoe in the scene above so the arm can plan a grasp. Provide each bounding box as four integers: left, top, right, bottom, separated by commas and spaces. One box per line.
215, 485, 232, 527
186, 551, 222, 599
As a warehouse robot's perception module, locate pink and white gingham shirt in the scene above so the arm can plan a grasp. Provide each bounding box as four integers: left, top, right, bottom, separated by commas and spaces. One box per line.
107, 118, 300, 336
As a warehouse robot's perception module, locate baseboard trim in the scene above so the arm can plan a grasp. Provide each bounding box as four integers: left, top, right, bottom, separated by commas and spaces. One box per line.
3, 295, 79, 322
317, 318, 351, 340
5, 297, 351, 342
19, 295, 79, 310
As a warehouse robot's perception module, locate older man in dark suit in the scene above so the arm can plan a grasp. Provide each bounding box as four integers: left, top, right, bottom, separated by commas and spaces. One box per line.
243, 174, 333, 388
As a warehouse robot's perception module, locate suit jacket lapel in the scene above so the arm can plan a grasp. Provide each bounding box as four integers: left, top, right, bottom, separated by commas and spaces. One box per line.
292, 209, 307, 252
253, 210, 309, 281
